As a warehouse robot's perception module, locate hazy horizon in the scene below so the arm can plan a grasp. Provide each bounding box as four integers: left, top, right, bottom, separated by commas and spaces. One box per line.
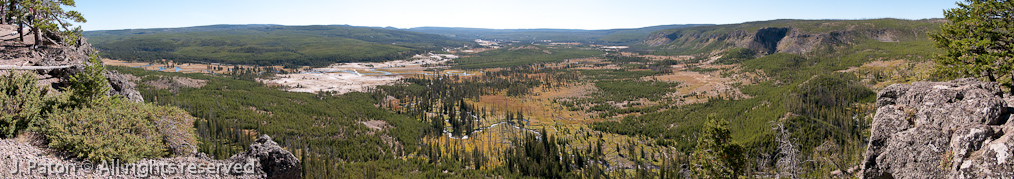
77, 0, 956, 31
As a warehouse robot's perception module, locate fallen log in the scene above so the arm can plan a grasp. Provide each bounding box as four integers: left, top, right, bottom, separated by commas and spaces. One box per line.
0, 65, 73, 70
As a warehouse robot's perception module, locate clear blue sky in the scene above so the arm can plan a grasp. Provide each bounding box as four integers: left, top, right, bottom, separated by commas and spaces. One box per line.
75, 0, 960, 31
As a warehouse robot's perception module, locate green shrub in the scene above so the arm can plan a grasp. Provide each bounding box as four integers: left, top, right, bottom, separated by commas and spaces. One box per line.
0, 72, 47, 138
691, 115, 746, 178
41, 97, 198, 163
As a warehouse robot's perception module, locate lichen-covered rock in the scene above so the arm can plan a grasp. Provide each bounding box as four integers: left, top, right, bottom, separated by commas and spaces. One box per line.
862, 78, 1014, 179
229, 135, 301, 179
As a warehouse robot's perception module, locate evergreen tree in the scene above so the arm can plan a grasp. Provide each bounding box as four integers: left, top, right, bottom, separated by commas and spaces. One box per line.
66, 54, 109, 108
930, 0, 1014, 92
4, 0, 86, 46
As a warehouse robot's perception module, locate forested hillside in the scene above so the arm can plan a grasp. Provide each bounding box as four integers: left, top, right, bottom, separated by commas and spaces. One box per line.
408, 24, 710, 45
85, 25, 474, 67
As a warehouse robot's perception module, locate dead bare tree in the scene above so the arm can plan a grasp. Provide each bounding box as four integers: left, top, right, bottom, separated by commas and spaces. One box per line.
772, 121, 800, 179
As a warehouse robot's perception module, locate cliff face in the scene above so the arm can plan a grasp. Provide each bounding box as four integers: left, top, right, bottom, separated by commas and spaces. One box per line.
862, 78, 1014, 179
646, 27, 891, 55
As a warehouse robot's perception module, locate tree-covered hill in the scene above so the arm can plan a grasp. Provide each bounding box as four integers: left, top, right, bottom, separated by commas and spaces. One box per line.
84, 25, 475, 67
407, 24, 710, 45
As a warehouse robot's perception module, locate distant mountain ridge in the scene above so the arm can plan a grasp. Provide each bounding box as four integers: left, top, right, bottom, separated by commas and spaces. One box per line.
641, 18, 945, 56
407, 24, 712, 45
83, 24, 279, 37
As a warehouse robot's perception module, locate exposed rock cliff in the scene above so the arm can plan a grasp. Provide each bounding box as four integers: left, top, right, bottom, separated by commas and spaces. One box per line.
862, 78, 1014, 179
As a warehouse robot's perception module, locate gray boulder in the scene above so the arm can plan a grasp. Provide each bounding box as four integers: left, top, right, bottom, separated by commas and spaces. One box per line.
862, 78, 1014, 179
230, 135, 302, 179
104, 70, 144, 103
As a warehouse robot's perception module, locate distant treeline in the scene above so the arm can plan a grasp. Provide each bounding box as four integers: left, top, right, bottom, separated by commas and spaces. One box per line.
407, 24, 710, 45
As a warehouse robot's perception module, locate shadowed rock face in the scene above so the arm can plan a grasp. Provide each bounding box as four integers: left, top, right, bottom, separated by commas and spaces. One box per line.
862, 78, 1014, 179
752, 27, 789, 55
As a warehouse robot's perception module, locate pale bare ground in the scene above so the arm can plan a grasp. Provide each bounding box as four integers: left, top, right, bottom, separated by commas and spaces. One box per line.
647, 66, 756, 101
263, 73, 402, 94
541, 83, 597, 99
360, 120, 390, 131
838, 59, 906, 73
541, 57, 608, 69
102, 58, 287, 74
144, 76, 208, 89
631, 48, 763, 101
262, 54, 485, 94
447, 47, 493, 54
322, 54, 455, 70
564, 57, 605, 64
531, 85, 604, 125
619, 52, 693, 61
106, 54, 469, 95
700, 55, 723, 64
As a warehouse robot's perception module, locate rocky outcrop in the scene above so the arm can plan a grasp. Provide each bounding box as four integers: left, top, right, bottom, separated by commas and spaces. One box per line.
0, 24, 144, 102
862, 78, 1014, 179
229, 135, 302, 179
